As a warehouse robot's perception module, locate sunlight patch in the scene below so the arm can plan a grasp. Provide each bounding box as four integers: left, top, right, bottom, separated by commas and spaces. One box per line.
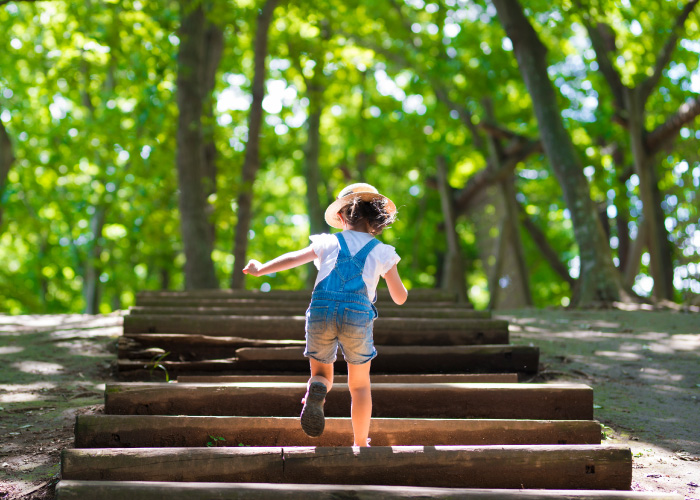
0, 382, 56, 392
593, 351, 643, 361
0, 393, 40, 403
12, 361, 64, 375
0, 346, 24, 355
668, 334, 700, 351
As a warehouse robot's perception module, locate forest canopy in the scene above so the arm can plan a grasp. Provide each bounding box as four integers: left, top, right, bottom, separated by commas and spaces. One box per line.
0, 0, 698, 314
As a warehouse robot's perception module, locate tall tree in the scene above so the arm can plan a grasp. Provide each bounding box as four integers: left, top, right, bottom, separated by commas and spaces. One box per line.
582, 0, 700, 300
0, 114, 13, 231
231, 0, 281, 289
176, 0, 220, 289
492, 0, 623, 306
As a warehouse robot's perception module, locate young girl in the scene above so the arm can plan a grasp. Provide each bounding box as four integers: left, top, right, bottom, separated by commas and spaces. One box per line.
242, 183, 407, 447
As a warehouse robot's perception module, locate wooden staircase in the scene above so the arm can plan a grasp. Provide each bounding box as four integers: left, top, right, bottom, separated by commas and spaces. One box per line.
55, 289, 680, 499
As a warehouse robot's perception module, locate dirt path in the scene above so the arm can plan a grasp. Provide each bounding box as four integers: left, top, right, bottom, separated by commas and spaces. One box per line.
1, 309, 698, 499
498, 308, 700, 500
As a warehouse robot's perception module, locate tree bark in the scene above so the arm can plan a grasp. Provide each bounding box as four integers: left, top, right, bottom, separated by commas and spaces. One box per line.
176, 0, 219, 290
230, 0, 280, 289
436, 156, 471, 305
201, 21, 225, 245
0, 118, 14, 231
482, 100, 532, 307
517, 205, 576, 288
626, 90, 674, 299
492, 0, 621, 306
84, 207, 106, 314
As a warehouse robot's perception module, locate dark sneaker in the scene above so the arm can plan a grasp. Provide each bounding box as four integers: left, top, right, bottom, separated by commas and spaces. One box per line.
300, 381, 327, 437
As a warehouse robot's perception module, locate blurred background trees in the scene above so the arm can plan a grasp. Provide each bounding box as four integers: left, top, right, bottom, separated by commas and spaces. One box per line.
0, 0, 698, 313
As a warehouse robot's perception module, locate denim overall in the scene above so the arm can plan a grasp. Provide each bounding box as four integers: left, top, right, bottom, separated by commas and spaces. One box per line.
303, 233, 379, 365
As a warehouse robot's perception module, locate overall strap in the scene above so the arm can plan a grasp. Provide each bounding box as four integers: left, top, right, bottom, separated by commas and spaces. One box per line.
335, 232, 351, 257
353, 237, 380, 264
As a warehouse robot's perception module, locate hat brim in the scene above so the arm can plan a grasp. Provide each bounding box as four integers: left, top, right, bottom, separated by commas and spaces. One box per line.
324, 192, 396, 229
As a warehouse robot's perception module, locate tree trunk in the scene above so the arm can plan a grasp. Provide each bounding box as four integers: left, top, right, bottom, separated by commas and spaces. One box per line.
492, 0, 621, 306
625, 87, 674, 300
304, 85, 324, 290
201, 21, 225, 246
84, 207, 106, 314
436, 156, 471, 305
176, 0, 219, 290
304, 85, 325, 238
482, 100, 532, 307
230, 0, 280, 289
0, 118, 14, 231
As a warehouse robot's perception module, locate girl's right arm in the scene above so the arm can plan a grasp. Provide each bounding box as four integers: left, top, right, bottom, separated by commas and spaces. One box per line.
243, 245, 317, 277
383, 264, 408, 305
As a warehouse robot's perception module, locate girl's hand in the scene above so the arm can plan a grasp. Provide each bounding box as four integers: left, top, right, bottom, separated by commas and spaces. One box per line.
242, 259, 263, 276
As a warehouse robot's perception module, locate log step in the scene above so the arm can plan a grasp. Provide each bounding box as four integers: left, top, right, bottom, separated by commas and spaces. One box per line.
104, 382, 594, 420
136, 288, 461, 303
60, 445, 632, 490
231, 345, 538, 374
74, 415, 602, 448
123, 315, 509, 345
127, 305, 491, 319
118, 334, 304, 361
136, 297, 463, 308
55, 481, 684, 500
118, 344, 538, 374
176, 373, 520, 383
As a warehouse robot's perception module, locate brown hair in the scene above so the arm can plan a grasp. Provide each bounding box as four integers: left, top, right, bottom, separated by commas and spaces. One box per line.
339, 197, 397, 236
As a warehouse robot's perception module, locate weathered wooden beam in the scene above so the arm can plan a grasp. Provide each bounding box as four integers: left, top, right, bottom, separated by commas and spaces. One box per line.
118, 334, 304, 361
55, 481, 684, 500
231, 345, 538, 374
104, 382, 593, 420
74, 415, 601, 448
176, 373, 520, 384
60, 445, 632, 489
123, 315, 510, 345
117, 345, 538, 375
127, 305, 491, 319
136, 289, 460, 303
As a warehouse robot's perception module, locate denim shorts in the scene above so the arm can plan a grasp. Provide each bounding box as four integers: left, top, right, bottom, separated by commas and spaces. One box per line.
303, 299, 377, 365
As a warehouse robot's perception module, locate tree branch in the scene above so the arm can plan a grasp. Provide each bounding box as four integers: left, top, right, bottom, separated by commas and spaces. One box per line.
640, 0, 700, 104
583, 21, 626, 112
454, 138, 542, 214
517, 203, 576, 287
646, 95, 700, 154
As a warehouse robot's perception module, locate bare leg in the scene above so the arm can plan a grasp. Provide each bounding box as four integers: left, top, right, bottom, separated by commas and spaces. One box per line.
308, 357, 333, 394
300, 358, 334, 437
347, 361, 372, 447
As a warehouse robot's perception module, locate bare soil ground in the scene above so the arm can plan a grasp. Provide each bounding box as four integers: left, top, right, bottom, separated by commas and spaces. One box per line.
0, 308, 698, 499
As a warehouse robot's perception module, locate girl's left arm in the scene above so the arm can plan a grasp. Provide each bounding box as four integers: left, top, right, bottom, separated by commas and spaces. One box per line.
242, 245, 317, 277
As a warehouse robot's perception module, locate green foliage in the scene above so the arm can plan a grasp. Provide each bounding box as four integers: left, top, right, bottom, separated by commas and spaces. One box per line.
206, 435, 226, 447
1, 0, 698, 312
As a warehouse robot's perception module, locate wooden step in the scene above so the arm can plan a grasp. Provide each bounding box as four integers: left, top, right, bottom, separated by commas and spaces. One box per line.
55, 481, 684, 500
60, 445, 632, 489
136, 288, 461, 303
232, 345, 538, 373
127, 305, 491, 319
177, 373, 520, 383
136, 298, 464, 309
104, 382, 594, 420
118, 344, 538, 374
118, 334, 304, 361
74, 415, 602, 448
123, 315, 510, 345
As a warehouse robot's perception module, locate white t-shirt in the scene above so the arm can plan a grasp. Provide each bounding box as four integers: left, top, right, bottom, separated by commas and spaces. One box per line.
309, 230, 400, 300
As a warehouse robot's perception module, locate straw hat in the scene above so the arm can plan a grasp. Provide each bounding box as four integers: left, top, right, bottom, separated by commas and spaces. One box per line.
324, 183, 396, 229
